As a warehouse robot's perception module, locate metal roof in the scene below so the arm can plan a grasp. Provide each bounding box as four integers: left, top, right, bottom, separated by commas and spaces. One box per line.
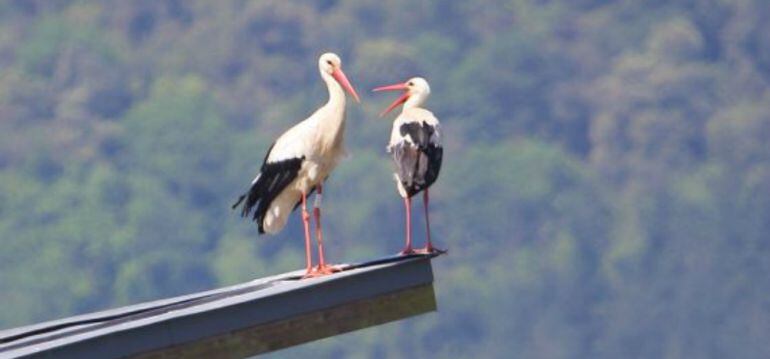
0, 254, 440, 358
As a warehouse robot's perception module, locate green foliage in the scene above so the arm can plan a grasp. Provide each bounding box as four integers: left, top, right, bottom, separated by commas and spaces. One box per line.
18, 12, 119, 78
0, 1, 769, 358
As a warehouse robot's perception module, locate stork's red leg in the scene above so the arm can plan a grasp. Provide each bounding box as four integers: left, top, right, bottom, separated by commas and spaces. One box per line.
311, 185, 338, 275
400, 196, 415, 255
314, 185, 326, 267
300, 192, 313, 276
423, 189, 433, 252
417, 188, 445, 254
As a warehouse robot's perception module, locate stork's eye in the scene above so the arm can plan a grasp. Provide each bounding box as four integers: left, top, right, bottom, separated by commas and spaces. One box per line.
407, 82, 414, 86
326, 60, 333, 65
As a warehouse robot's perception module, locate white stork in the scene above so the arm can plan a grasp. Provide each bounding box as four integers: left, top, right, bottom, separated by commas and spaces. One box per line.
374, 77, 444, 254
232, 52, 360, 277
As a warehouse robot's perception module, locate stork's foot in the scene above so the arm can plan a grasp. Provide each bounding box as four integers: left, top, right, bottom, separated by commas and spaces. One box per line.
315, 264, 341, 275
302, 264, 341, 278
399, 247, 416, 256
415, 246, 446, 255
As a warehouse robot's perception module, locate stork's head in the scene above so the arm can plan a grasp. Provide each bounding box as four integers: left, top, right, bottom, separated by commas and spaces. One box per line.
319, 52, 360, 103
372, 77, 431, 117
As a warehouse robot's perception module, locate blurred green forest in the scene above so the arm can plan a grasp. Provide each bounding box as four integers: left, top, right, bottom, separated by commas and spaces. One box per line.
1, 0, 769, 358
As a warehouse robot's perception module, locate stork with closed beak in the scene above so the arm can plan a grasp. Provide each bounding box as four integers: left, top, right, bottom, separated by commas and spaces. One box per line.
232, 52, 360, 277
374, 77, 445, 254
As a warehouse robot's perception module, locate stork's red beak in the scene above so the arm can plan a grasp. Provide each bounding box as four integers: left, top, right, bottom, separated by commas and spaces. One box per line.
331, 68, 360, 103
373, 82, 410, 117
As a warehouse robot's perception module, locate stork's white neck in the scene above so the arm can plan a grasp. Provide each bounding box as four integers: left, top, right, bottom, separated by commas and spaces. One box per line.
314, 69, 348, 157
403, 92, 428, 111
321, 71, 346, 110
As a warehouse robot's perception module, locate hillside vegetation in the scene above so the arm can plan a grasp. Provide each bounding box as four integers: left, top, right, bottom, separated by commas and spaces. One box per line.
1, 1, 769, 357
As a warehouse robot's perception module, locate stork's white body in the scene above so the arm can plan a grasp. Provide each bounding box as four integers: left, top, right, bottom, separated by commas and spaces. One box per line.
234, 52, 357, 234
261, 87, 348, 233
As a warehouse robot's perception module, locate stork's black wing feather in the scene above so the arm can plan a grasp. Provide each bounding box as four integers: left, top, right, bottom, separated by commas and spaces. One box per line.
232, 143, 304, 234
393, 121, 443, 197
400, 122, 434, 148
422, 145, 442, 188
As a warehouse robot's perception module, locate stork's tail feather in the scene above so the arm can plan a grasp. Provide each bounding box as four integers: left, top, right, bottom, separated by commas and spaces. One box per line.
232, 157, 304, 235
232, 194, 246, 210
232, 174, 269, 233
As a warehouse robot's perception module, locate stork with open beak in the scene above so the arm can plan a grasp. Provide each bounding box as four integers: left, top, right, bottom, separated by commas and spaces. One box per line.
374, 77, 444, 254
232, 52, 360, 277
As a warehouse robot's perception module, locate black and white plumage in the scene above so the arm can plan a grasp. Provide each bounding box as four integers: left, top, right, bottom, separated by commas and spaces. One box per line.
232, 115, 330, 236
388, 110, 443, 198
232, 52, 360, 276
374, 77, 444, 254
232, 143, 304, 234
